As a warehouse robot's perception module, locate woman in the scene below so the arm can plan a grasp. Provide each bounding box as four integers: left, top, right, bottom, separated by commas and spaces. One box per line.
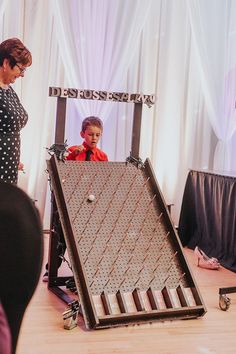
0, 38, 32, 184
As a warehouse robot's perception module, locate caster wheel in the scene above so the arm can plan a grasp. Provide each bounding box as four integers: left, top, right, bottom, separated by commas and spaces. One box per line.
219, 294, 231, 311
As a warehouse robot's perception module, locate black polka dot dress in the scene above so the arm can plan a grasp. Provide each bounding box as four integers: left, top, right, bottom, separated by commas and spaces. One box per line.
0, 86, 28, 184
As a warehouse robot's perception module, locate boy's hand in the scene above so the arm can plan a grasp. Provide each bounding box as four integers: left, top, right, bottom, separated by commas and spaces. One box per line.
72, 145, 85, 155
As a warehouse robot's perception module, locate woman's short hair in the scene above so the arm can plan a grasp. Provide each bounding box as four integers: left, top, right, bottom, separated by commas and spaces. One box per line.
0, 38, 32, 68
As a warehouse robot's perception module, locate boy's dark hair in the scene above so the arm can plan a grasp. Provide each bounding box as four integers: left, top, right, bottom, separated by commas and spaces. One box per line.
0, 38, 32, 68
81, 116, 103, 133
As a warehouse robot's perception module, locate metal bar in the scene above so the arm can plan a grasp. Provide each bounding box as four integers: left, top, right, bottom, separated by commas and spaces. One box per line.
219, 287, 236, 295
55, 97, 67, 144
49, 286, 75, 305
47, 197, 60, 287
131, 103, 142, 158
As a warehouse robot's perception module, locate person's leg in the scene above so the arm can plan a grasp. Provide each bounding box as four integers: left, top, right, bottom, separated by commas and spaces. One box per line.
43, 211, 66, 282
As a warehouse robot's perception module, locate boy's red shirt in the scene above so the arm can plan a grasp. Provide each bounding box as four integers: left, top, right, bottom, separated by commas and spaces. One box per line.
66, 142, 108, 161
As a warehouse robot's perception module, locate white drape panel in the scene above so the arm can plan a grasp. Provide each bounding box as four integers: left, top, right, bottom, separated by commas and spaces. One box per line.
0, 0, 7, 19
126, 0, 213, 220
188, 0, 236, 171
1, 0, 236, 227
50, 0, 153, 161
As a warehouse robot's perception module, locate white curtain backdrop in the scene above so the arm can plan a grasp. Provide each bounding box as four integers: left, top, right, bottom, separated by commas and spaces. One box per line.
188, 0, 236, 172
0, 0, 236, 227
51, 0, 153, 159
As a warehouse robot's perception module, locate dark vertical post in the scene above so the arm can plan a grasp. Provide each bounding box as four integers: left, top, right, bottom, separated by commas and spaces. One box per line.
48, 96, 67, 287
131, 103, 143, 158
54, 97, 67, 144
48, 196, 60, 286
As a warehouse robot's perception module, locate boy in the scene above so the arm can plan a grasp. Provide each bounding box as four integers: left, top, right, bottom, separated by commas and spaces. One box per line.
66, 116, 108, 161
43, 116, 108, 281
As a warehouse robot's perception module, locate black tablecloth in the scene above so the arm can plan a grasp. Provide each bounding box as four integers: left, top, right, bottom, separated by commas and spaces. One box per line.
178, 170, 236, 272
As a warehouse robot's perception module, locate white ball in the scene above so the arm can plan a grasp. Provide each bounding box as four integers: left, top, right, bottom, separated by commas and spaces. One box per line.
88, 194, 95, 202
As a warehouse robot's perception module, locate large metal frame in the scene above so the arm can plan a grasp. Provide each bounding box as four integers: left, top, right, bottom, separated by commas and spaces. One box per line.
47, 88, 206, 328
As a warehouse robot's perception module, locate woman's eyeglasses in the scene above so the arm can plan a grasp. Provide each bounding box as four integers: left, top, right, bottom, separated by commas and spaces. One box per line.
15, 63, 27, 74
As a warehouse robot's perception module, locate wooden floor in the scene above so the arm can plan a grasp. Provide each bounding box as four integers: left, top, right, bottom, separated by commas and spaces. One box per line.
16, 235, 236, 354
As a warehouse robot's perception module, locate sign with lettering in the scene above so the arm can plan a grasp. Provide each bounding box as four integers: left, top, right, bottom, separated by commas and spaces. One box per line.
49, 87, 155, 107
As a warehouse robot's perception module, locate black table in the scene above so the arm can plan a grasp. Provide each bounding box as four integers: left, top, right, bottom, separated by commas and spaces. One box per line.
178, 170, 236, 272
